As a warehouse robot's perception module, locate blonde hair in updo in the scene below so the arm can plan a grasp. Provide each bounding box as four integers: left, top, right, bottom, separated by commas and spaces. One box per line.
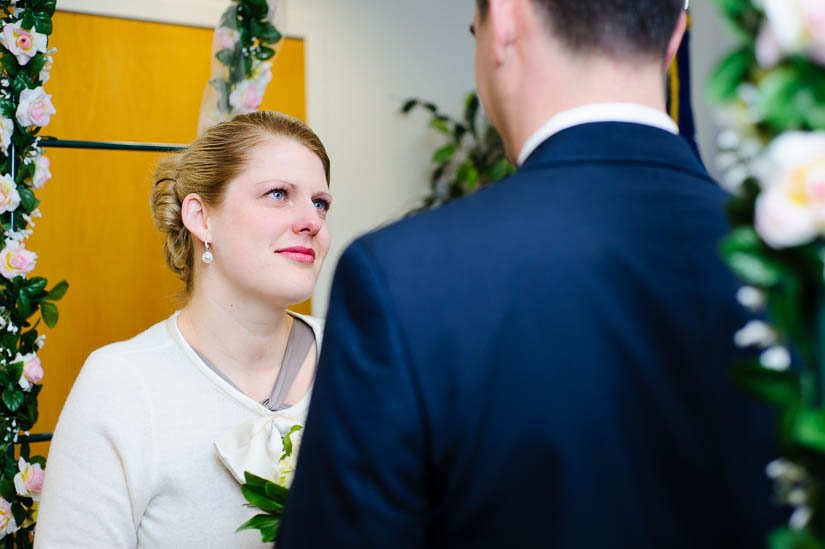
150, 111, 330, 298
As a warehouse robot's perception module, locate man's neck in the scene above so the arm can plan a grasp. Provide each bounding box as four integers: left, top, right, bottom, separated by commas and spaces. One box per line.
503, 55, 668, 161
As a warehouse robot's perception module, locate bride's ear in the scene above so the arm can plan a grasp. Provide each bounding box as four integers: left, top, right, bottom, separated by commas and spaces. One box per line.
181, 193, 210, 244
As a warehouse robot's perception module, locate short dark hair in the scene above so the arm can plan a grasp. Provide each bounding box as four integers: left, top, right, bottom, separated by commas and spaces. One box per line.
476, 0, 683, 58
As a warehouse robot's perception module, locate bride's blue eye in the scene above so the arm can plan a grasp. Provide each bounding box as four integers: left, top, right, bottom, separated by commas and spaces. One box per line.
313, 199, 329, 211
268, 189, 286, 200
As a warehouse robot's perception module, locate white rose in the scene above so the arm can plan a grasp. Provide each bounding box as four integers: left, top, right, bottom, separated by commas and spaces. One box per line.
16, 86, 55, 128
754, 131, 825, 248
0, 22, 47, 66
0, 117, 12, 155
32, 154, 50, 189
0, 174, 20, 214
761, 0, 825, 65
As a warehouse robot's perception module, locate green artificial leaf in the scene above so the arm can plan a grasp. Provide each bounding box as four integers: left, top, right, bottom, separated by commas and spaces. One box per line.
235, 515, 281, 543
463, 92, 480, 136
456, 160, 479, 191
8, 361, 23, 386
22, 277, 47, 297
10, 502, 24, 526
20, 10, 35, 30
18, 187, 38, 213
707, 0, 762, 40
432, 144, 456, 164
2, 388, 23, 412
0, 479, 13, 501
16, 293, 31, 319
263, 480, 288, 505
25, 53, 47, 80
17, 185, 40, 213
429, 117, 450, 135
793, 407, 825, 453
758, 68, 807, 131
259, 521, 280, 543
240, 485, 284, 513
244, 54, 254, 77
30, 0, 57, 16
40, 301, 57, 328
216, 48, 236, 67
488, 158, 514, 182
46, 280, 68, 301
719, 227, 786, 287
19, 328, 37, 352
255, 46, 275, 61
1, 333, 17, 350
452, 123, 467, 143
730, 360, 800, 408
400, 99, 418, 114
12, 72, 35, 95
282, 424, 302, 457
31, 12, 52, 35
19, 398, 37, 431
0, 53, 19, 77
706, 46, 752, 104
29, 455, 45, 468
251, 20, 281, 44
0, 98, 14, 120
243, 471, 270, 488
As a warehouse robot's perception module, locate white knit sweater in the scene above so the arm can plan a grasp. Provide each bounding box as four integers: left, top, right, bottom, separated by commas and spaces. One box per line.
34, 311, 322, 549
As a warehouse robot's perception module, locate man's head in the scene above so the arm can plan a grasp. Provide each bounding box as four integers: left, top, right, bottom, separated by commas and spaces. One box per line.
475, 0, 684, 60
472, 0, 686, 162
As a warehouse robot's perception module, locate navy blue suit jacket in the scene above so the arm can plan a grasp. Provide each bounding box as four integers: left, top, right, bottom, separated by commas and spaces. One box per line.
279, 123, 778, 548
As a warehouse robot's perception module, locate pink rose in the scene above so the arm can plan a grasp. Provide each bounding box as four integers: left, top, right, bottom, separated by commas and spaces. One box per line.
0, 496, 15, 534
16, 87, 56, 128
32, 155, 50, 189
0, 241, 36, 280
0, 22, 47, 66
0, 174, 20, 214
23, 356, 43, 384
24, 466, 43, 495
228, 80, 263, 114
215, 27, 239, 50
14, 458, 44, 501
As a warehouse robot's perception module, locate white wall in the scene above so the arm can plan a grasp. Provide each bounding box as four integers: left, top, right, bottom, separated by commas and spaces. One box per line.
56, 0, 734, 316
56, 0, 477, 317
690, 0, 737, 179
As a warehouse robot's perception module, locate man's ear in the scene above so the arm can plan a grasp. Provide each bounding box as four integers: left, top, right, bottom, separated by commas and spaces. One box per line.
489, 0, 519, 65
181, 193, 210, 244
664, 10, 687, 71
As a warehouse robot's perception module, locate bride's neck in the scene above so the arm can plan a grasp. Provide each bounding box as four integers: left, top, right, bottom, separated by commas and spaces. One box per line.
177, 284, 293, 377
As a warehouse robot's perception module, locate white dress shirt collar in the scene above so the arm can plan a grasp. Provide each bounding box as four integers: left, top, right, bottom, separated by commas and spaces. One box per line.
517, 102, 679, 166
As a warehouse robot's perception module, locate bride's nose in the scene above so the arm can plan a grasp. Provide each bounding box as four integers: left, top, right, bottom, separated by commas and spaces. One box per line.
292, 202, 321, 235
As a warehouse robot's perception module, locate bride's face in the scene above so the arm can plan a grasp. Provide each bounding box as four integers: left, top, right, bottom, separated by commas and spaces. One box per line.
205, 136, 332, 307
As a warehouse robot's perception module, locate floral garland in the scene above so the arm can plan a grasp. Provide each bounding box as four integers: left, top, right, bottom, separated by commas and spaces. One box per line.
202, 0, 281, 130
0, 1, 65, 546
707, 0, 825, 546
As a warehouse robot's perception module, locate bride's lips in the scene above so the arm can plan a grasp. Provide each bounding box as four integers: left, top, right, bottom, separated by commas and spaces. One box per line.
276, 246, 316, 264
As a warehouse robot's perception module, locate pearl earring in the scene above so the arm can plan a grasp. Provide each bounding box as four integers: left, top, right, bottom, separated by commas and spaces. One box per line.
202, 241, 214, 264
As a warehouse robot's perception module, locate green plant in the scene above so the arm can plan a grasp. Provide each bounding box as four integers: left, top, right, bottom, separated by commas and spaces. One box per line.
401, 91, 514, 213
